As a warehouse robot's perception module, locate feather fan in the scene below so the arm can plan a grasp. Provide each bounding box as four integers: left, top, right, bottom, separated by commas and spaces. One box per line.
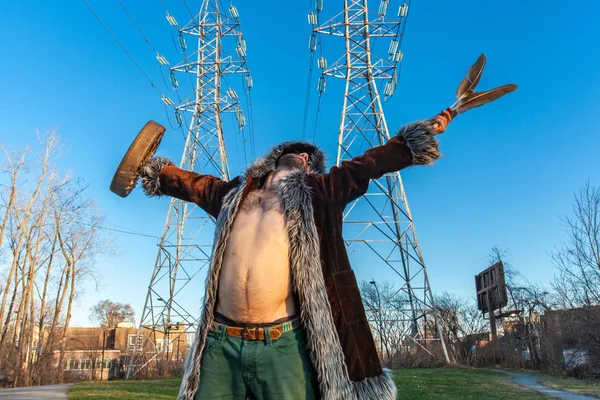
432, 54, 517, 130
454, 84, 518, 114
456, 54, 487, 98
448, 54, 518, 115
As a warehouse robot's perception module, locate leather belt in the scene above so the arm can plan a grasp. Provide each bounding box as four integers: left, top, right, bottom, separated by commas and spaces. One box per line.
210, 317, 300, 341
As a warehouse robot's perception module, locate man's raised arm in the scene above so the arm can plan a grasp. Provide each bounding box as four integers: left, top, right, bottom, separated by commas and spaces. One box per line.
319, 110, 452, 207
139, 157, 241, 219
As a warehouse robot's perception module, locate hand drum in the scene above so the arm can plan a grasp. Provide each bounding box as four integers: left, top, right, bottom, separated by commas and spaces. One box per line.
110, 120, 166, 198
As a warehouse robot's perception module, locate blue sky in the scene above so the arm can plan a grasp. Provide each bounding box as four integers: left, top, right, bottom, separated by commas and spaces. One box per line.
1, 0, 599, 326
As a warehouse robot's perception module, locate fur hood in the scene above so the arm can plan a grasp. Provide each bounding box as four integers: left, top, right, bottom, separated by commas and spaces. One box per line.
245, 141, 326, 178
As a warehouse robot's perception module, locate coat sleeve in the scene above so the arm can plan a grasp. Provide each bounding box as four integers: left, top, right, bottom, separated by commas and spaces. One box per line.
139, 157, 241, 219
319, 120, 442, 207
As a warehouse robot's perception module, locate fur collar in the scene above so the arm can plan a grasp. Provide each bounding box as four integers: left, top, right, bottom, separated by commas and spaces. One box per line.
245, 141, 326, 178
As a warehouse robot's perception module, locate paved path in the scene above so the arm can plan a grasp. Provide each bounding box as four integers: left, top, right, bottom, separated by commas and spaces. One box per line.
496, 370, 598, 400
0, 384, 72, 399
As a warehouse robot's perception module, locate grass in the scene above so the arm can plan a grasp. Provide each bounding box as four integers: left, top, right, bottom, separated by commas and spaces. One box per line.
68, 368, 547, 399
68, 376, 180, 400
393, 368, 544, 399
533, 372, 600, 398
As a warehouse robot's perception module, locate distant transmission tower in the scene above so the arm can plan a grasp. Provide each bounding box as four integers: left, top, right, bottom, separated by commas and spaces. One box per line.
127, 1, 252, 378
309, 0, 449, 361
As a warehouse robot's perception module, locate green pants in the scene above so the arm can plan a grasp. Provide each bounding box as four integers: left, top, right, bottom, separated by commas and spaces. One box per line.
195, 326, 320, 399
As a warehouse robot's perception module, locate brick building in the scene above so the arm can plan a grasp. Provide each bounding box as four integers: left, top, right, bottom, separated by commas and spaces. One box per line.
58, 322, 189, 381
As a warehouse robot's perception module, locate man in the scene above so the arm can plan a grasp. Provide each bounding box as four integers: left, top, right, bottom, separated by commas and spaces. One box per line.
139, 110, 453, 400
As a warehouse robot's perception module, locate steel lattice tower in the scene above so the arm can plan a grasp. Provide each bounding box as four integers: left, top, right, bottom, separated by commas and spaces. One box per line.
310, 0, 449, 361
127, 1, 252, 378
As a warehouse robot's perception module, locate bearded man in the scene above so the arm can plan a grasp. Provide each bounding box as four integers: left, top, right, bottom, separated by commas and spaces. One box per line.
139, 110, 453, 400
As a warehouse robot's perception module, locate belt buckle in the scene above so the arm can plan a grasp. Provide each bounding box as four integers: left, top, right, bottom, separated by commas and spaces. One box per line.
242, 327, 256, 341
270, 327, 283, 340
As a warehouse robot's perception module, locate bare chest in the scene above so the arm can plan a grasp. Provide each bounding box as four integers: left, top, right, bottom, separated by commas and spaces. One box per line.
239, 189, 283, 214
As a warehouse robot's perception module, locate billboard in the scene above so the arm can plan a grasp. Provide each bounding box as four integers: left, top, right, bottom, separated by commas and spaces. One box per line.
475, 261, 508, 313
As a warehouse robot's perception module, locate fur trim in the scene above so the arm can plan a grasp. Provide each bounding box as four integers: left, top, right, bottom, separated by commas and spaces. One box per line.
396, 121, 442, 165
177, 179, 247, 400
353, 368, 397, 399
276, 170, 354, 399
139, 157, 173, 196
245, 141, 326, 178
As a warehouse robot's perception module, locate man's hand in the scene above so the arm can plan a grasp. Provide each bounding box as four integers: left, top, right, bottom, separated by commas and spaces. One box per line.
430, 108, 454, 135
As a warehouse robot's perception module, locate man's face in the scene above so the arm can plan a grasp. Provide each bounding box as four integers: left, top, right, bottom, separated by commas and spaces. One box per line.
276, 152, 309, 171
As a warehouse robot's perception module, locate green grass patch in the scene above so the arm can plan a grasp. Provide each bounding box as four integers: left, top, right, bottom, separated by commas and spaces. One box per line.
534, 373, 600, 398
68, 377, 181, 400
393, 368, 544, 399
68, 368, 545, 399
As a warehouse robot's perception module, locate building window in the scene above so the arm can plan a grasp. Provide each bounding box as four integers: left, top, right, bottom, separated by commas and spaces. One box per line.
128, 334, 143, 349
69, 359, 80, 370
93, 359, 112, 370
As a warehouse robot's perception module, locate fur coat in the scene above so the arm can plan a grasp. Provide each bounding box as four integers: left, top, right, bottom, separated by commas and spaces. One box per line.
140, 120, 442, 400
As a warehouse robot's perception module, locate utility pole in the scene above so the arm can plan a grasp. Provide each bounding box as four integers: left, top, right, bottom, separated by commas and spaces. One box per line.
127, 1, 252, 378
100, 331, 105, 381
370, 281, 384, 357
487, 290, 499, 364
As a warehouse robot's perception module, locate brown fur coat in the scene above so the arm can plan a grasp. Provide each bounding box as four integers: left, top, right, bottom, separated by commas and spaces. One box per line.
140, 120, 441, 400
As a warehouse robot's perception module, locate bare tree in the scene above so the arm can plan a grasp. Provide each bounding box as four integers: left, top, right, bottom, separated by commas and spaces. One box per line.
488, 247, 554, 367
52, 180, 107, 383
0, 132, 111, 387
360, 280, 418, 363
90, 300, 135, 329
436, 292, 487, 365
0, 134, 56, 338
0, 145, 27, 253
551, 181, 600, 308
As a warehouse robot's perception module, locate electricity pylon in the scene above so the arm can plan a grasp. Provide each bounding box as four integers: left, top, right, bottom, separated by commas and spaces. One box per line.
127, 1, 252, 378
309, 0, 449, 361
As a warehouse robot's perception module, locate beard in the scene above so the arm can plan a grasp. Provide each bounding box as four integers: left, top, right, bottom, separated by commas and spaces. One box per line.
275, 153, 308, 171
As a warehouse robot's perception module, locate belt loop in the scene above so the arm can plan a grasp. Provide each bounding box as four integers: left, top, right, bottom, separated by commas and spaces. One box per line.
218, 324, 227, 341
264, 327, 272, 345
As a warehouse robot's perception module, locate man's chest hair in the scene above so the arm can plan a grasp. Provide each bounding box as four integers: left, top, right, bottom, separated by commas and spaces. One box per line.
239, 188, 283, 213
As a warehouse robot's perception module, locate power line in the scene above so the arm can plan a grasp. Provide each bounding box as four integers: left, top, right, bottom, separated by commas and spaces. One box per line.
306, 0, 326, 144
81, 0, 165, 98
115, 0, 185, 111
302, 0, 316, 141
116, 0, 160, 54
82, 221, 161, 240
181, 0, 195, 20
302, 52, 316, 141
312, 92, 323, 144
244, 85, 257, 160
8, 203, 162, 240
313, 23, 325, 144
82, 0, 185, 134
114, 0, 204, 157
